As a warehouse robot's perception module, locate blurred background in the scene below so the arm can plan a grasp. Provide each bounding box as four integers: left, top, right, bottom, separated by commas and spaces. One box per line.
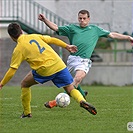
0, 0, 133, 86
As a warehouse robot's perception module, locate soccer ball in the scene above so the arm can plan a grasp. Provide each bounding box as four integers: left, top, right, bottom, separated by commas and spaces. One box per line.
55, 93, 70, 108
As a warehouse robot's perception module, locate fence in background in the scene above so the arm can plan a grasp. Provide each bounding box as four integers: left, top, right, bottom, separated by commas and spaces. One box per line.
0, 0, 132, 63
0, 0, 70, 34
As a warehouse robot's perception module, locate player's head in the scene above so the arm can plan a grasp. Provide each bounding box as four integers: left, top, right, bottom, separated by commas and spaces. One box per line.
78, 10, 90, 28
7, 22, 22, 42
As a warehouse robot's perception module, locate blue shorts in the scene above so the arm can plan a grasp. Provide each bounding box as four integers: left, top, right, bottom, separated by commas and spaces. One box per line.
32, 68, 73, 88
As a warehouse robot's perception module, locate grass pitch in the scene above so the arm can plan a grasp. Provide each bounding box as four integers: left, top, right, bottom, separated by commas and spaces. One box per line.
0, 85, 132, 133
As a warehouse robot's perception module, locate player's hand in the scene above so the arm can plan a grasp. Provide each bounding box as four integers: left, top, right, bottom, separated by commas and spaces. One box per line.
38, 14, 45, 22
129, 36, 133, 46
66, 45, 78, 53
0, 83, 3, 90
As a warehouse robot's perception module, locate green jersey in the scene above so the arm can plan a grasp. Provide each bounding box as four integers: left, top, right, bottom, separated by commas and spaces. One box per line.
57, 24, 110, 59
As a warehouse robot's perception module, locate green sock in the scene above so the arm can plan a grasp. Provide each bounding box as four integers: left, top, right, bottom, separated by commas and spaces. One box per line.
76, 85, 85, 97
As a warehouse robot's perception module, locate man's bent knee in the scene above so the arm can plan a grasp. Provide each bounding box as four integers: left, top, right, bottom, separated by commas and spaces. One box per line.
21, 80, 29, 88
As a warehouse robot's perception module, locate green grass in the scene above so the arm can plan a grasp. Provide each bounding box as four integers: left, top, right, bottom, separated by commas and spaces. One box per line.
0, 85, 132, 133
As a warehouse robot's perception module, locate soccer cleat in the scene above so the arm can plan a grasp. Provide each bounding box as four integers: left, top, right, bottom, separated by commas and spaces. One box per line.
80, 101, 97, 115
20, 113, 32, 118
44, 100, 57, 108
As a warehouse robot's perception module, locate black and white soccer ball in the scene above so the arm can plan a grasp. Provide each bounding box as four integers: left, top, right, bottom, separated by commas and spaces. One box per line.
55, 93, 70, 108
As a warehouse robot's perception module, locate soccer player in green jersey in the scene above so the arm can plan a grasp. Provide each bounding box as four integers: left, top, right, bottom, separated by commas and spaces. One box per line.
38, 9, 133, 108
0, 22, 97, 118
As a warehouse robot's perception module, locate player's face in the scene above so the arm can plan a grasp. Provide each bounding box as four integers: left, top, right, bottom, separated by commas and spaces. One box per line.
78, 13, 90, 27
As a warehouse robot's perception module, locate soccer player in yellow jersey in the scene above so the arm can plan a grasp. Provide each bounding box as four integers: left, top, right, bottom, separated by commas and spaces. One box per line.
0, 22, 97, 118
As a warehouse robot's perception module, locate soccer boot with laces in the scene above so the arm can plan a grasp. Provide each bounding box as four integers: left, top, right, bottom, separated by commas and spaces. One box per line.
44, 100, 57, 108
80, 101, 97, 115
20, 113, 32, 118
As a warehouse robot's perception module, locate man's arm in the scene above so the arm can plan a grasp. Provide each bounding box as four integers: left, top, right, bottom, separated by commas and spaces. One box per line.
108, 32, 133, 44
49, 37, 77, 53
0, 68, 17, 90
38, 14, 58, 31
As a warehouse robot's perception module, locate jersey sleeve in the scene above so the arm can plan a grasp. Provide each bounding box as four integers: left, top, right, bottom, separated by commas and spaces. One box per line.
41, 35, 67, 48
0, 67, 17, 86
96, 26, 110, 37
56, 24, 71, 36
41, 35, 51, 42
10, 47, 24, 69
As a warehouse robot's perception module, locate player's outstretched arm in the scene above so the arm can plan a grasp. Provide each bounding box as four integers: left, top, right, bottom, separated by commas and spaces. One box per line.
38, 14, 58, 31
108, 32, 133, 46
49, 37, 77, 53
0, 68, 17, 90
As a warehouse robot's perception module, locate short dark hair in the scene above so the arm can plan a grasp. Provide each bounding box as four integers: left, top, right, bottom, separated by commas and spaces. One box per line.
78, 10, 90, 17
8, 22, 22, 39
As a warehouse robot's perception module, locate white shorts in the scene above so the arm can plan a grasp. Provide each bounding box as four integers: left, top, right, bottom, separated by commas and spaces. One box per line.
67, 55, 92, 77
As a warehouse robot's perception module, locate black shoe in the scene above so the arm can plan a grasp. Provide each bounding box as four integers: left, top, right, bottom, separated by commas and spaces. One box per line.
80, 101, 97, 115
20, 113, 32, 118
84, 90, 88, 97
44, 101, 52, 108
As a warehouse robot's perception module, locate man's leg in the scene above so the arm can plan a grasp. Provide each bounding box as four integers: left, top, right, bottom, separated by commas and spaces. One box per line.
45, 84, 97, 115
63, 84, 87, 97
20, 71, 38, 118
64, 84, 86, 103
76, 85, 86, 97
21, 87, 31, 116
73, 70, 88, 97
64, 84, 97, 115
45, 70, 88, 108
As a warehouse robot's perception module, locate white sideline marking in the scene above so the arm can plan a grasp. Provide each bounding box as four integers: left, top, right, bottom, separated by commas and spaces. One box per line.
0, 97, 13, 100
31, 105, 38, 108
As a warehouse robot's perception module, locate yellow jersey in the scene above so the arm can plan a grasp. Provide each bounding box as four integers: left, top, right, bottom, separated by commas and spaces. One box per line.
10, 34, 66, 76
